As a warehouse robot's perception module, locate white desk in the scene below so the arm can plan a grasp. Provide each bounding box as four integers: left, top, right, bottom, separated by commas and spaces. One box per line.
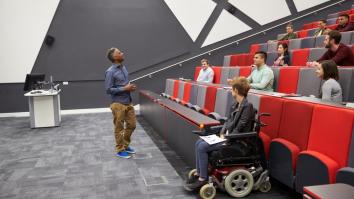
24, 89, 61, 128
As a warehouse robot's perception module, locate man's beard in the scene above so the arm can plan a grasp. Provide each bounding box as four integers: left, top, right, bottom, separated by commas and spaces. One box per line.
116, 57, 124, 63
325, 43, 331, 49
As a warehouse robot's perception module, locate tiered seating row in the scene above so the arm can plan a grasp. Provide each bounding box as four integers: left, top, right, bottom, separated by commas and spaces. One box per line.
193, 66, 354, 102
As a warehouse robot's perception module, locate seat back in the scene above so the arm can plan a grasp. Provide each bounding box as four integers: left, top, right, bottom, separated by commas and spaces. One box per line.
307, 105, 354, 168
338, 68, 354, 102
297, 30, 309, 38
172, 80, 180, 98
301, 37, 316, 49
247, 92, 262, 112
182, 82, 192, 103
278, 100, 314, 151
315, 35, 326, 48
164, 79, 174, 95
341, 31, 353, 45
189, 84, 199, 105
297, 68, 322, 97
203, 86, 218, 114
194, 66, 202, 81
267, 41, 278, 52
277, 67, 300, 94
277, 33, 287, 40
327, 13, 339, 19
220, 67, 231, 85
239, 66, 252, 77
291, 49, 310, 66
271, 67, 281, 91
250, 44, 260, 54
212, 67, 222, 84
266, 52, 278, 66
196, 85, 207, 108
289, 38, 302, 51
259, 96, 284, 139
308, 48, 327, 62
177, 81, 185, 99
214, 88, 233, 117
326, 18, 337, 25
223, 55, 231, 66
229, 67, 240, 79
259, 43, 268, 52
307, 28, 317, 37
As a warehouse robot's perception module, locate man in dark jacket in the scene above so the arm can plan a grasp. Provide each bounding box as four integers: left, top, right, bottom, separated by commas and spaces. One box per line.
335, 14, 354, 32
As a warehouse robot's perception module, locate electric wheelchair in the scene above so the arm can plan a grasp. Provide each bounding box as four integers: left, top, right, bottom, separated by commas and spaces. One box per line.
186, 112, 271, 199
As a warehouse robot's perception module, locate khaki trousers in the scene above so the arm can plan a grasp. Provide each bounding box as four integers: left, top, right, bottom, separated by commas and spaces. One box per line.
110, 103, 136, 152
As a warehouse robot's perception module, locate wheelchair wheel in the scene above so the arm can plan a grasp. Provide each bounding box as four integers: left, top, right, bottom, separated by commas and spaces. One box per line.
188, 169, 197, 179
199, 184, 216, 199
259, 181, 271, 193
224, 169, 254, 198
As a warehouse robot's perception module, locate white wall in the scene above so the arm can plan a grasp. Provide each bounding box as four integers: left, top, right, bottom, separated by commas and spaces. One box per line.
0, 0, 60, 83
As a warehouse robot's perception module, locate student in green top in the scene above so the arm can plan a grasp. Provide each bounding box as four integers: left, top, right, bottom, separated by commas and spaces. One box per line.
247, 51, 275, 91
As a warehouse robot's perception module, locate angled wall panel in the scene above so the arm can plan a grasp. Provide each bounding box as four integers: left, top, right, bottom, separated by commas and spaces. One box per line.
228, 0, 291, 25
0, 0, 60, 83
293, 0, 330, 12
202, 10, 251, 47
164, 0, 216, 41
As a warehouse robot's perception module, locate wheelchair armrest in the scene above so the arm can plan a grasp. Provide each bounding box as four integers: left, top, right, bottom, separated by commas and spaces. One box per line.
225, 132, 258, 140
192, 130, 207, 136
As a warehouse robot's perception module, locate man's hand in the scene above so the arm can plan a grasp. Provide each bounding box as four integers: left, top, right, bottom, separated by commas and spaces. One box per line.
124, 83, 137, 91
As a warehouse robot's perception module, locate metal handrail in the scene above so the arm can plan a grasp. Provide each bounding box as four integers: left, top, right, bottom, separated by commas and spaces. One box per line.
131, 0, 346, 82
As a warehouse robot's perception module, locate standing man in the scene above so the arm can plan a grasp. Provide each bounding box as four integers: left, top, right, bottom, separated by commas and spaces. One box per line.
196, 59, 214, 83
105, 47, 137, 159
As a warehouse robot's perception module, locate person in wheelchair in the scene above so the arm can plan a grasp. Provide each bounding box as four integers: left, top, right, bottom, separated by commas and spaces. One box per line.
185, 76, 256, 190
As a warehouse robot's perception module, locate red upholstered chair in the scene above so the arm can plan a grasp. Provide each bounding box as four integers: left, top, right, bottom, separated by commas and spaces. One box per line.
245, 54, 254, 66
211, 67, 222, 84
269, 99, 314, 188
277, 67, 300, 94
350, 14, 354, 22
295, 105, 354, 193
171, 80, 180, 100
302, 23, 313, 30
180, 82, 192, 105
297, 30, 308, 38
250, 44, 260, 55
326, 24, 338, 30
230, 53, 251, 66
258, 96, 284, 158
200, 86, 218, 115
291, 48, 310, 66
239, 66, 252, 77
194, 66, 202, 81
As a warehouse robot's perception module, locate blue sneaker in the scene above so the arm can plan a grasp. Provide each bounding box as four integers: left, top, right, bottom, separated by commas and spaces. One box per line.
116, 151, 131, 158
125, 146, 136, 154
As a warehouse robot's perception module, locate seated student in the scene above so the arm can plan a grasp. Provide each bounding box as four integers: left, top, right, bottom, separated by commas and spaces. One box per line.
196, 59, 214, 83
315, 60, 343, 103
247, 51, 275, 91
273, 43, 290, 66
314, 19, 331, 37
185, 77, 255, 190
335, 14, 354, 32
279, 24, 297, 41
307, 30, 354, 66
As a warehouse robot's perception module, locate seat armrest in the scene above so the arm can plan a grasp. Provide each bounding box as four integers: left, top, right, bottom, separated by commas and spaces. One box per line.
225, 132, 258, 140
191, 105, 201, 112
208, 112, 227, 124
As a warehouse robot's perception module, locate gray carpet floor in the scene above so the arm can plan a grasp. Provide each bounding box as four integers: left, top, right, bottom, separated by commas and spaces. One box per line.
0, 113, 298, 199
0, 113, 195, 199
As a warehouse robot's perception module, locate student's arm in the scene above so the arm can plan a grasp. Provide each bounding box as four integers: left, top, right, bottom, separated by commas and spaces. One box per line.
105, 70, 126, 95
250, 70, 273, 90
206, 69, 214, 83
317, 51, 330, 63
230, 105, 253, 134
331, 46, 351, 65
321, 82, 332, 102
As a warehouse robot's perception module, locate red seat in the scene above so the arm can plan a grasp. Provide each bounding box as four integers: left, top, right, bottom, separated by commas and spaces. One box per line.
201, 86, 218, 115
350, 14, 354, 22
171, 80, 180, 100
291, 49, 310, 66
194, 66, 202, 81
230, 53, 251, 66
250, 44, 260, 55
277, 67, 300, 94
302, 22, 319, 30
327, 24, 338, 30
258, 96, 284, 158
212, 67, 222, 84
181, 82, 192, 105
239, 66, 252, 77
297, 30, 308, 38
295, 105, 354, 193
269, 99, 314, 188
245, 54, 254, 66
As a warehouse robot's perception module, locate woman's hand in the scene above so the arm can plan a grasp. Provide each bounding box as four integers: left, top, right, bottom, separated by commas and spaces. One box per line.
219, 134, 225, 139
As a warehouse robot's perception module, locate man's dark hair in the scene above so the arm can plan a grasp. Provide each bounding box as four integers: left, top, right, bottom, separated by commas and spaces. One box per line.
201, 59, 209, 65
321, 60, 339, 81
339, 13, 350, 20
319, 19, 327, 24
286, 23, 293, 29
107, 48, 116, 63
328, 30, 342, 44
255, 51, 267, 62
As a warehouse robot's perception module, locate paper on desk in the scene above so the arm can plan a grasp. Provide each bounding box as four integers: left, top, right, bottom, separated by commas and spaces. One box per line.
200, 134, 226, 145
